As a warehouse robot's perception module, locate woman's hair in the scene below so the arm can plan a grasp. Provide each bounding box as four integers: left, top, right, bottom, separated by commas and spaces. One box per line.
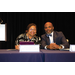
26, 23, 37, 33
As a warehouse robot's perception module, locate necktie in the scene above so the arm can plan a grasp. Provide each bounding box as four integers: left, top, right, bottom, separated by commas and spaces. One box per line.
46, 34, 52, 37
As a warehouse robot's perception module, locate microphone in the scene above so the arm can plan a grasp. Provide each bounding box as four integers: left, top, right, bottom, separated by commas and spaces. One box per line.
31, 37, 36, 43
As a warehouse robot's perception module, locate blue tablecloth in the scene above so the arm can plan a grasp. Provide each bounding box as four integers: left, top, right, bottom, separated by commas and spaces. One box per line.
0, 49, 44, 62
0, 49, 75, 62
41, 49, 75, 62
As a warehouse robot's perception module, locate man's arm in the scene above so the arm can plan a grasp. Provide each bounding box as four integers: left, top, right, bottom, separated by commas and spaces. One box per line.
47, 43, 63, 50
40, 35, 47, 49
60, 32, 69, 48
40, 35, 61, 50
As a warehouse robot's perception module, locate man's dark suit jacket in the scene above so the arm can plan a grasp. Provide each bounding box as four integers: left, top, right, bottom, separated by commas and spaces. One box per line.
41, 31, 69, 49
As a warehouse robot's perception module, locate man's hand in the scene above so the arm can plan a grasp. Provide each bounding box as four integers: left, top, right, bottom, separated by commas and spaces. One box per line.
47, 43, 61, 49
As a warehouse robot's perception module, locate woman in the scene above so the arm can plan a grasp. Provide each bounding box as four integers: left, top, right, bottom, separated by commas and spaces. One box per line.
15, 23, 41, 50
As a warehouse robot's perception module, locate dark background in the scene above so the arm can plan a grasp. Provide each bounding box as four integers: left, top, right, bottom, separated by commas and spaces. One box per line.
0, 12, 74, 49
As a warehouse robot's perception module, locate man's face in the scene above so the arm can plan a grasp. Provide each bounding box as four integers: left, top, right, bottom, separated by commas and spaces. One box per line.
44, 22, 54, 34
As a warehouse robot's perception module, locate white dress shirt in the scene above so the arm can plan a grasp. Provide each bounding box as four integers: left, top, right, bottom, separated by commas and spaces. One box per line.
45, 32, 54, 49
49, 32, 54, 44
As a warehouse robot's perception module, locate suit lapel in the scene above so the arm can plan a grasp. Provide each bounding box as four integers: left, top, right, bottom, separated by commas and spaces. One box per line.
45, 34, 50, 45
47, 37, 50, 45
53, 31, 57, 43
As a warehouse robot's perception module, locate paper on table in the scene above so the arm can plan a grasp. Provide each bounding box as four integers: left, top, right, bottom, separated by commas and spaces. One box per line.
70, 45, 75, 52
64, 48, 70, 50
60, 48, 70, 51
19, 45, 40, 52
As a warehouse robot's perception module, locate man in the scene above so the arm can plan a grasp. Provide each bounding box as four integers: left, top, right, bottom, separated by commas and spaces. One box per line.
41, 22, 69, 50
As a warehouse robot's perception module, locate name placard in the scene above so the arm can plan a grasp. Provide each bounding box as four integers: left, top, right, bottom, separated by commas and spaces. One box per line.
70, 45, 75, 52
19, 45, 40, 52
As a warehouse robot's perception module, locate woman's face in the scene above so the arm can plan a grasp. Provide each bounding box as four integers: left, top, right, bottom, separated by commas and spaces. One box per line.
28, 26, 36, 37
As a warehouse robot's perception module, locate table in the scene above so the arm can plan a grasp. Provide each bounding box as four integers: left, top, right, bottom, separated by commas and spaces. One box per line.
0, 49, 44, 62
41, 49, 75, 62
0, 49, 75, 62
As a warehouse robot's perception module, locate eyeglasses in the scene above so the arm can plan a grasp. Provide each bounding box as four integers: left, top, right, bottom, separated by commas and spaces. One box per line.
29, 29, 36, 31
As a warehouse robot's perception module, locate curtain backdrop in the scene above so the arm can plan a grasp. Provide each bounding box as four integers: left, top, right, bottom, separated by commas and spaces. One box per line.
0, 12, 74, 49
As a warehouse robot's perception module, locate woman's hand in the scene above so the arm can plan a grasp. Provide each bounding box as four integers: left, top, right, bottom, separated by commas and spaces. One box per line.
15, 45, 20, 50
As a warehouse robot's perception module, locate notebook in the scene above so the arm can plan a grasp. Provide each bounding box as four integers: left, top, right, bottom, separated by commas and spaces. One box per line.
19, 41, 34, 45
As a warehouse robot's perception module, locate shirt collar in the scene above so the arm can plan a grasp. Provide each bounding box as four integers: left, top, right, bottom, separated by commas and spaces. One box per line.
51, 31, 54, 36
46, 31, 54, 37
